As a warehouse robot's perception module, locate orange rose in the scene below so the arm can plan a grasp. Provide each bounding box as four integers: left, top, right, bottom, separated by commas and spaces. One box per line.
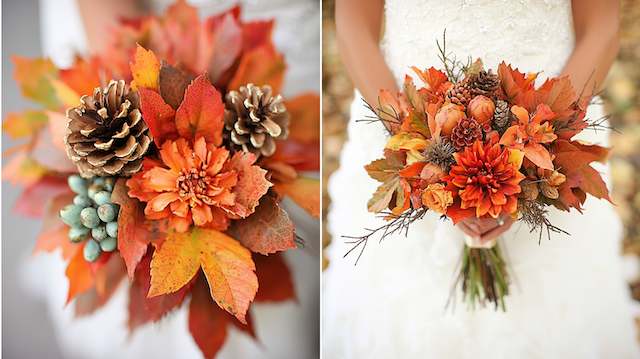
435, 103, 466, 136
421, 183, 453, 214
467, 95, 495, 125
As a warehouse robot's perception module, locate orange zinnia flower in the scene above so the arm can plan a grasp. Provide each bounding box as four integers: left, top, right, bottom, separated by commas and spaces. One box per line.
128, 137, 237, 232
446, 139, 525, 218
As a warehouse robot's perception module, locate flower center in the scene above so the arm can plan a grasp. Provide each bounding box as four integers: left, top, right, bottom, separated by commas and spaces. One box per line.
177, 165, 216, 206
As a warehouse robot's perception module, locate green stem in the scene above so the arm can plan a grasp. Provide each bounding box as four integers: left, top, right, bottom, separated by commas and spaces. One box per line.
458, 243, 510, 311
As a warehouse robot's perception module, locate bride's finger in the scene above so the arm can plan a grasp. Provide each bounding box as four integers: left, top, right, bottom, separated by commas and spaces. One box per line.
479, 217, 514, 242
457, 222, 481, 239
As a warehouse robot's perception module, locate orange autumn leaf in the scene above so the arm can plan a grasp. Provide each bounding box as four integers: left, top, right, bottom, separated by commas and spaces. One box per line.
2, 153, 48, 187
138, 87, 178, 146
228, 196, 296, 255
12, 56, 60, 109
3, 110, 48, 139
49, 78, 80, 108
130, 44, 160, 90
228, 43, 286, 94
75, 254, 126, 317
175, 74, 225, 145
148, 228, 257, 323
58, 57, 101, 97
223, 152, 272, 219
242, 20, 274, 52
65, 243, 95, 304
285, 93, 320, 144
275, 177, 320, 217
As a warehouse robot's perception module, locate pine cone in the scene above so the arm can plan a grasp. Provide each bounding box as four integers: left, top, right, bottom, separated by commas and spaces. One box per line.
445, 82, 472, 107
451, 118, 482, 151
65, 80, 152, 178
492, 100, 513, 134
469, 70, 499, 97
224, 84, 289, 157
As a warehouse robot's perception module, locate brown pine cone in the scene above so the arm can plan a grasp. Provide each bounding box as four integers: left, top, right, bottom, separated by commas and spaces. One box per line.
469, 70, 499, 97
224, 83, 289, 157
492, 100, 513, 134
450, 118, 482, 151
65, 80, 152, 178
445, 82, 472, 107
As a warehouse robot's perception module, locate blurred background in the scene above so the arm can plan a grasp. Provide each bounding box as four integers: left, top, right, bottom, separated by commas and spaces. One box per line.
322, 0, 640, 335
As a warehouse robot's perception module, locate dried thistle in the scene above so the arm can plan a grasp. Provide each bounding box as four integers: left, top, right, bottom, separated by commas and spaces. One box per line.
424, 138, 456, 171
517, 199, 569, 243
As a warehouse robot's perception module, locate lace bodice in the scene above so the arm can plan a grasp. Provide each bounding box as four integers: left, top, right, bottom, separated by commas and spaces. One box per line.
382, 0, 574, 84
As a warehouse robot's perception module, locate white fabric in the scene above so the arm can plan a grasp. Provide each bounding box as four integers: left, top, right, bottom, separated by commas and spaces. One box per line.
29, 1, 319, 358
323, 0, 640, 358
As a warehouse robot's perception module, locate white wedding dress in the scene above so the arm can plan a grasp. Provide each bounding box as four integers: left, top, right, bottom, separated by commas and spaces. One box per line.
24, 0, 320, 358
323, 1, 640, 358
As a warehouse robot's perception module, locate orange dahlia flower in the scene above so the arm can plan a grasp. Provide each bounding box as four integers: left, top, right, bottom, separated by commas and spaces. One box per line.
128, 137, 239, 232
446, 139, 525, 218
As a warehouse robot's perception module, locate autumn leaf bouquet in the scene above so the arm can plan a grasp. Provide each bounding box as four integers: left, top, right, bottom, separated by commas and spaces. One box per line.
4, 2, 319, 358
348, 40, 611, 310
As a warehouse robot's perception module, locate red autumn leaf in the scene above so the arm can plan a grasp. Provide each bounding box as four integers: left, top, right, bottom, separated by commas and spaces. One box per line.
130, 44, 160, 90
14, 176, 69, 218
223, 152, 272, 218
399, 162, 426, 178
536, 76, 577, 118
175, 74, 225, 145
138, 87, 178, 146
158, 63, 193, 109
33, 191, 77, 260
274, 177, 320, 217
59, 56, 101, 97
128, 251, 191, 331
188, 276, 230, 359
497, 62, 538, 111
254, 253, 295, 302
65, 243, 95, 304
203, 12, 242, 82
410, 66, 450, 101
445, 200, 476, 224
111, 179, 160, 278
75, 254, 126, 317
376, 89, 404, 133
269, 141, 319, 172
228, 43, 286, 94
242, 20, 274, 52
228, 196, 296, 255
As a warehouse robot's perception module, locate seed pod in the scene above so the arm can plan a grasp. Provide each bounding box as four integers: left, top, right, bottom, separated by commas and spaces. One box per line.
83, 240, 102, 262
80, 207, 100, 228
100, 237, 117, 252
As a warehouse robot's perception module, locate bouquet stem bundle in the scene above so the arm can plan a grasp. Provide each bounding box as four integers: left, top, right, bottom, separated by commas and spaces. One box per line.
459, 244, 509, 311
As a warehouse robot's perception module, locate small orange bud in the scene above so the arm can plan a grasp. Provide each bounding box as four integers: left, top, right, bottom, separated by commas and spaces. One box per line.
467, 95, 495, 125
435, 103, 466, 136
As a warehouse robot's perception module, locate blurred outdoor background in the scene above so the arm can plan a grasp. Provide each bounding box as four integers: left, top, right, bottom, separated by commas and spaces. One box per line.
322, 0, 640, 332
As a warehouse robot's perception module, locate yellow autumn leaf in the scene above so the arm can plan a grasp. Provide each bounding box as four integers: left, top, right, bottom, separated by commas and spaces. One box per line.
508, 148, 525, 169
130, 44, 160, 91
148, 228, 257, 323
385, 133, 428, 152
50, 78, 80, 108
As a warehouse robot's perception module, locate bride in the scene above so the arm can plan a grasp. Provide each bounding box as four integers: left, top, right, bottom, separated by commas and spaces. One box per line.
323, 0, 639, 357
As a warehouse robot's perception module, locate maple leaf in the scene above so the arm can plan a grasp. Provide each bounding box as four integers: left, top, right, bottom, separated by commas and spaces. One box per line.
158, 63, 193, 109
148, 228, 258, 323
203, 12, 242, 82
75, 254, 126, 317
130, 44, 160, 90
58, 56, 102, 97
284, 94, 320, 144
536, 76, 577, 118
112, 179, 162, 278
49, 78, 81, 108
376, 89, 404, 133
364, 151, 410, 213
175, 74, 225, 145
228, 196, 296, 255
497, 62, 538, 111
163, 0, 200, 73
138, 87, 178, 146
12, 56, 60, 109
128, 251, 191, 331
3, 111, 48, 139
222, 152, 272, 218
242, 20, 274, 53
274, 177, 320, 217
254, 253, 295, 302
410, 66, 450, 102
365, 151, 406, 182
229, 43, 286, 94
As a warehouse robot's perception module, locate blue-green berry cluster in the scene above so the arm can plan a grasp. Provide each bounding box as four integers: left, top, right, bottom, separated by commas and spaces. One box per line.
60, 175, 119, 262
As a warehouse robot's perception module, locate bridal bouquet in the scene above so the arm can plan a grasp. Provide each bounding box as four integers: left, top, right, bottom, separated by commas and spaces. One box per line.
4, 2, 319, 357
349, 40, 610, 309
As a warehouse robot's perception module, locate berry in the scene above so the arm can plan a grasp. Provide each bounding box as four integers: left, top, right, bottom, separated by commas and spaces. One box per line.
97, 203, 117, 222
92, 177, 106, 187
104, 178, 115, 192
73, 195, 92, 207
69, 226, 89, 243
91, 226, 108, 241
87, 184, 101, 200
83, 240, 101, 262
100, 237, 117, 252
60, 204, 83, 227
80, 207, 100, 228
67, 175, 87, 194
94, 191, 111, 206
106, 222, 118, 238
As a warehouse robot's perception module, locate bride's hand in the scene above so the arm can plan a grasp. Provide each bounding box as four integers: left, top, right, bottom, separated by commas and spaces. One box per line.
456, 216, 514, 245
